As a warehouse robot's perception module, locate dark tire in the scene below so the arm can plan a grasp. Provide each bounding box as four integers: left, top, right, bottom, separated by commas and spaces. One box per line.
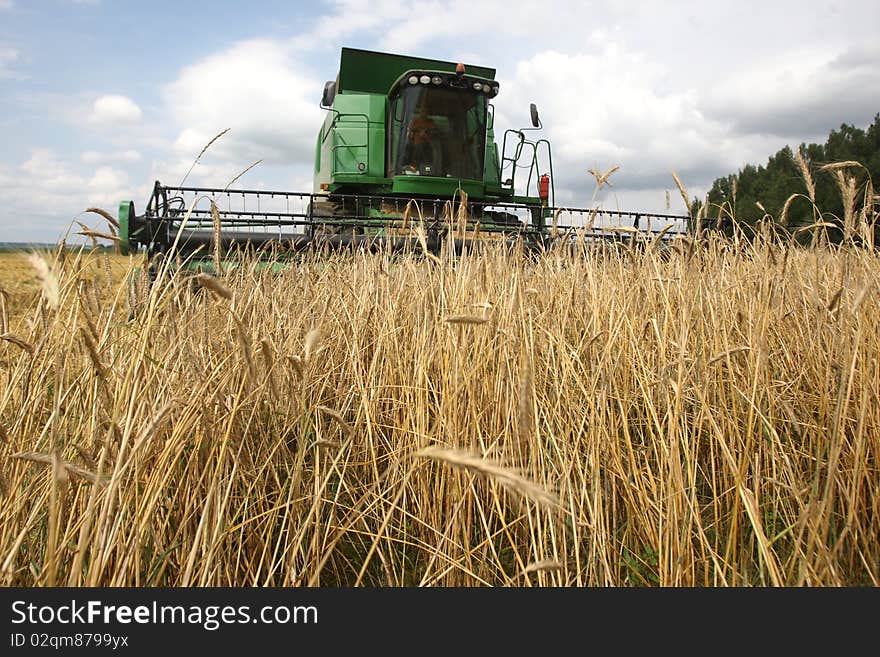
308, 198, 363, 238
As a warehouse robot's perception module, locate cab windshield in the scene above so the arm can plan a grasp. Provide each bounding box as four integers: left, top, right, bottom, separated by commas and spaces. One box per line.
388, 84, 487, 180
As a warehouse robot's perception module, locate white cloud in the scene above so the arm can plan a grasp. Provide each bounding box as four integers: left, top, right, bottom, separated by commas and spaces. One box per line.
20, 149, 84, 189
290, 0, 406, 51
292, 0, 567, 55
81, 149, 142, 164
0, 149, 145, 242
86, 166, 129, 202
491, 45, 735, 211
0, 46, 22, 79
91, 95, 142, 124
163, 39, 323, 171
376, 1, 542, 54
16, 150, 135, 207
702, 45, 880, 137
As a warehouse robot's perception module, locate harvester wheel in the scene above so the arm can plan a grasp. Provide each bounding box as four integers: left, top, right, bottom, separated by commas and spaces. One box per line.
308, 198, 363, 239
485, 211, 524, 228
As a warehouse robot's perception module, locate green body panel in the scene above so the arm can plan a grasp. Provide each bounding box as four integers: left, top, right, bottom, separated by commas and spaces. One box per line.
390, 175, 482, 198
485, 183, 514, 197
315, 93, 386, 192
484, 130, 501, 189
118, 201, 134, 255
337, 47, 495, 94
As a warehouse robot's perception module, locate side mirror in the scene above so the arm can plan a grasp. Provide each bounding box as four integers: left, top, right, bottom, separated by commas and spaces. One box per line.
321, 81, 337, 108
529, 103, 540, 128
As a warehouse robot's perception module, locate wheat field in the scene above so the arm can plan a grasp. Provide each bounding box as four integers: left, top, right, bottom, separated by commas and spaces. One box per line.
0, 228, 877, 586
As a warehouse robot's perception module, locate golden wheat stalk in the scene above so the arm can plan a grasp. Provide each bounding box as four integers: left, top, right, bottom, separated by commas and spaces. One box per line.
12, 451, 102, 484
317, 405, 354, 437
195, 273, 232, 300
551, 208, 564, 238
27, 252, 60, 310
819, 161, 864, 171
826, 288, 843, 314
792, 221, 838, 238
0, 288, 8, 334
522, 559, 564, 575
179, 127, 231, 187
79, 326, 107, 378
77, 230, 119, 242
444, 314, 490, 325
230, 311, 256, 382
260, 338, 275, 372
84, 207, 120, 232
794, 149, 816, 202
670, 171, 691, 219
830, 170, 858, 240
0, 333, 34, 355
223, 159, 263, 192
649, 224, 676, 249
852, 281, 872, 313
210, 201, 223, 275
414, 445, 560, 510
303, 327, 321, 362
707, 346, 751, 365
779, 193, 801, 227
588, 165, 620, 203
286, 354, 304, 378
136, 402, 176, 444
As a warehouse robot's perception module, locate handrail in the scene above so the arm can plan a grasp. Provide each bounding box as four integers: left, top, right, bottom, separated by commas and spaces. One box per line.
500, 130, 554, 206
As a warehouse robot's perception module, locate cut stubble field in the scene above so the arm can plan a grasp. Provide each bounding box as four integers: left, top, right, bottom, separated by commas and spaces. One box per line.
0, 238, 877, 586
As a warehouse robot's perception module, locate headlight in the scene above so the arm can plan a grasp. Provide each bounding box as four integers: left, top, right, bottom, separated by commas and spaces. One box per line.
408, 75, 419, 85
472, 81, 482, 91
431, 76, 442, 85
481, 83, 491, 93
419, 75, 431, 84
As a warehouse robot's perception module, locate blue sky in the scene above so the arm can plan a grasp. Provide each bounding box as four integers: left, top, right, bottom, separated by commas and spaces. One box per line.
1, 0, 879, 242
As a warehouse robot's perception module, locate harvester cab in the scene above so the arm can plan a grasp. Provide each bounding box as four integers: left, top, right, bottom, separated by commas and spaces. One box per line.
117, 47, 689, 268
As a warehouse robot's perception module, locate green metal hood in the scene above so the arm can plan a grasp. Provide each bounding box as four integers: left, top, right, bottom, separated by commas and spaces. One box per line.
337, 47, 496, 95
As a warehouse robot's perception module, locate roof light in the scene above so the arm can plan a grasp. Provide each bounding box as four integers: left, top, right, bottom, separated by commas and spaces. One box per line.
431, 75, 442, 85
408, 75, 419, 85
472, 81, 482, 91
481, 83, 491, 93
419, 74, 431, 84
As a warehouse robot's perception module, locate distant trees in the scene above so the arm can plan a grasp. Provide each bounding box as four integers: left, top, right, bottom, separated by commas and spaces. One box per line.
694, 113, 880, 242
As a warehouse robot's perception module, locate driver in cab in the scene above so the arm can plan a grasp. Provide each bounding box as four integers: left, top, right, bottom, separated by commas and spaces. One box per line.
405, 103, 438, 173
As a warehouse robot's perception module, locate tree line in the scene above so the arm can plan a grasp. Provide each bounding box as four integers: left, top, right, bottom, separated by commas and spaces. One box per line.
692, 113, 879, 242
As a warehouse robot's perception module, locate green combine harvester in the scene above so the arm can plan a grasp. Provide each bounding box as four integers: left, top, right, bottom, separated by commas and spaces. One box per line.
118, 47, 688, 266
